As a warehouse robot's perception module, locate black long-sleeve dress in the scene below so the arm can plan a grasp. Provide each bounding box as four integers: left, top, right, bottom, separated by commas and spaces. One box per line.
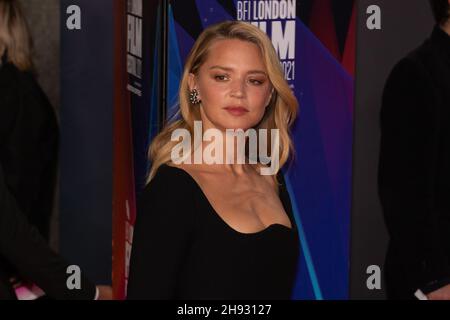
127, 164, 300, 299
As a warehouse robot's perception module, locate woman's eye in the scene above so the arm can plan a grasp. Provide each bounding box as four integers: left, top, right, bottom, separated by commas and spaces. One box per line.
249, 79, 264, 85
214, 75, 228, 81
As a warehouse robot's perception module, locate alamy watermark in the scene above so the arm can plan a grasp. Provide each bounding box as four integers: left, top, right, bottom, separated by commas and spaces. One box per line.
66, 265, 81, 290
171, 121, 280, 176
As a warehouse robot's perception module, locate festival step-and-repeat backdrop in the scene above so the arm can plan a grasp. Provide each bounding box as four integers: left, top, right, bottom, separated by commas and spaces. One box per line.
113, 0, 355, 300
59, 0, 437, 301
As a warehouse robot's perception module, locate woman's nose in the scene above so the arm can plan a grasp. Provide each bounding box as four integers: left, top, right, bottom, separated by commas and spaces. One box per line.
229, 79, 246, 98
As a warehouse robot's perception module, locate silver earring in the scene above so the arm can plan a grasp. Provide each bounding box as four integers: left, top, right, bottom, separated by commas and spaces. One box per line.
189, 89, 201, 105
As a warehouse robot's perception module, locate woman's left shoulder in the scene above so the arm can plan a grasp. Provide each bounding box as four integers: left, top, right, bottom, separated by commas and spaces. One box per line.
141, 164, 199, 200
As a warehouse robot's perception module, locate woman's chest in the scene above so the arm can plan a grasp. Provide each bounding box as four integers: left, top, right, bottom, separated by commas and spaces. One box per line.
195, 176, 292, 233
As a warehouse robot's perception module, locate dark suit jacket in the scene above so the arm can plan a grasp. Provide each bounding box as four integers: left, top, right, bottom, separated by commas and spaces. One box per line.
379, 26, 450, 299
0, 163, 96, 300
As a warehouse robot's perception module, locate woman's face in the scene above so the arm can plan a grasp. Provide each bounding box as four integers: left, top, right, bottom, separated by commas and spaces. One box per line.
189, 39, 273, 132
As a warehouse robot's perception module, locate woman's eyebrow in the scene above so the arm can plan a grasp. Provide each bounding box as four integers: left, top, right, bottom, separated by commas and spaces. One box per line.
209, 65, 233, 72
247, 70, 268, 76
209, 65, 267, 76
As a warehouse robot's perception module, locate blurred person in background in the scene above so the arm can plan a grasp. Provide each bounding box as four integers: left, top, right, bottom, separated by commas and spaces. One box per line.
379, 0, 450, 300
0, 0, 57, 242
0, 0, 112, 299
0, 0, 59, 297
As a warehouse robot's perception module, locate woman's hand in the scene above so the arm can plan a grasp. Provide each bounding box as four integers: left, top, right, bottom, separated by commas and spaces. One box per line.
427, 284, 450, 300
96, 285, 113, 300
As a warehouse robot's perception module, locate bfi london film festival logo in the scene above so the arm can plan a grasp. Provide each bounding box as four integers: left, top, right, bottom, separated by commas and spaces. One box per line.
65, 0, 144, 97
126, 0, 144, 96
236, 0, 296, 85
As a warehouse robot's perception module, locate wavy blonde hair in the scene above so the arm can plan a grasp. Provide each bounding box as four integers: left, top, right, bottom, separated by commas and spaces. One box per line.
0, 0, 34, 71
147, 21, 298, 182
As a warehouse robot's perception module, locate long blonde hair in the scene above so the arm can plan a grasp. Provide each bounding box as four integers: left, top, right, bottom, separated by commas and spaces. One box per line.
0, 0, 34, 71
147, 21, 298, 182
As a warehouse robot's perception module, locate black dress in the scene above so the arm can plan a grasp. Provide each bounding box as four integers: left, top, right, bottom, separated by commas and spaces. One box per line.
127, 164, 300, 300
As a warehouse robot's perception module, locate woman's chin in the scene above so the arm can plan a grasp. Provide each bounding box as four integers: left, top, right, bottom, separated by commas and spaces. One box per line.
215, 120, 260, 132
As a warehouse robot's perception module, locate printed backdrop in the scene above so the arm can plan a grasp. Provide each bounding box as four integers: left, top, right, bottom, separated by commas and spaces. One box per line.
113, 0, 355, 300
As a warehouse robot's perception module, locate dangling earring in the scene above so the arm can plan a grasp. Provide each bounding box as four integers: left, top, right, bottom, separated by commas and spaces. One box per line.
189, 89, 201, 105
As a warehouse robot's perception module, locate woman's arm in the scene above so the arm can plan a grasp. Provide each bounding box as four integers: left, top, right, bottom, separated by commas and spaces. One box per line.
127, 166, 196, 299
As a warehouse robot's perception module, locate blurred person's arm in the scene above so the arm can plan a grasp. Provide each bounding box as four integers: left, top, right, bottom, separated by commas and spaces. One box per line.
0, 163, 105, 300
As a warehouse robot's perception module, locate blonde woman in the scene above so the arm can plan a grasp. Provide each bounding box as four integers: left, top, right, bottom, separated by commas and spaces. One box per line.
0, 0, 58, 241
127, 21, 300, 299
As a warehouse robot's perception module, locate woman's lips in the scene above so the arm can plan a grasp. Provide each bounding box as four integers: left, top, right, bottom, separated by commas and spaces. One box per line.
224, 106, 249, 116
